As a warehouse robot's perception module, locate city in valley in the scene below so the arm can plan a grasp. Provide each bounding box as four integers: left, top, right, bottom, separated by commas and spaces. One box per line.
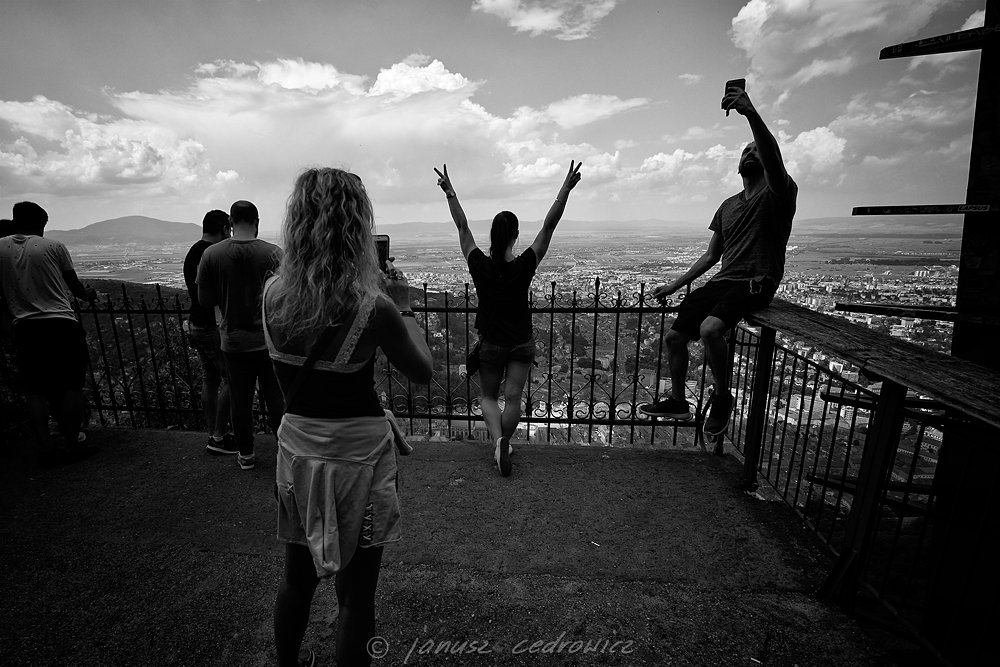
63, 215, 962, 357
45, 215, 959, 474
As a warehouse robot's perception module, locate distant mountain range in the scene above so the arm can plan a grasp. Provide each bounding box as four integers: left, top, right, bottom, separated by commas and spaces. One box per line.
46, 213, 966, 247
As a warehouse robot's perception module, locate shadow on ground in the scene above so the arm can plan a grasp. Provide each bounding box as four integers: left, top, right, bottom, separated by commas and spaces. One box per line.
0, 429, 888, 666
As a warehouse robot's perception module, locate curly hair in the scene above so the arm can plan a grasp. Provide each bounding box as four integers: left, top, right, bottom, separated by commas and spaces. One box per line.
266, 168, 383, 344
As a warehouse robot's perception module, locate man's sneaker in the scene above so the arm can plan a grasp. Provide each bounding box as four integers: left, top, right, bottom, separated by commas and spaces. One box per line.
704, 391, 734, 437
206, 434, 239, 455
237, 452, 256, 470
639, 396, 692, 420
495, 437, 512, 477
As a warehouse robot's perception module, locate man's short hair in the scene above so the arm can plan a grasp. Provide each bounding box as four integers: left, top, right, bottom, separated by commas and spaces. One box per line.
202, 209, 230, 235
12, 201, 48, 234
230, 200, 259, 225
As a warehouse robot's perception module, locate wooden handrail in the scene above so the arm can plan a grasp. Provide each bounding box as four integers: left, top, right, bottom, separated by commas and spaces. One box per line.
745, 299, 1000, 432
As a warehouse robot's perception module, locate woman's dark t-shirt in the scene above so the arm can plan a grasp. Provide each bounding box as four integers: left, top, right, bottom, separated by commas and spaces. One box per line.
467, 247, 537, 346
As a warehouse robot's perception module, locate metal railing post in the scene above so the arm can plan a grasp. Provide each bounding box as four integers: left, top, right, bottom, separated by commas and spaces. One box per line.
818, 378, 906, 606
743, 326, 776, 491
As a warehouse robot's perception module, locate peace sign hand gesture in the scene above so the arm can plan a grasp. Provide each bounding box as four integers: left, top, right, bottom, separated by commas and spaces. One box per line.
434, 164, 456, 198
559, 160, 583, 195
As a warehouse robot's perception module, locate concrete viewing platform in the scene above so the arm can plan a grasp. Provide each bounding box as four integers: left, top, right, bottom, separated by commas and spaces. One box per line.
0, 430, 891, 666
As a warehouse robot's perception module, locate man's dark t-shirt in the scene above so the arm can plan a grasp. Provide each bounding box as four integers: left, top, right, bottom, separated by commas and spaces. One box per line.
184, 240, 215, 328
467, 247, 537, 346
197, 238, 282, 353
708, 177, 797, 284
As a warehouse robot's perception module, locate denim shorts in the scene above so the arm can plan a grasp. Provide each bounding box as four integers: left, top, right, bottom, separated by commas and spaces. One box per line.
478, 337, 536, 369
184, 320, 227, 385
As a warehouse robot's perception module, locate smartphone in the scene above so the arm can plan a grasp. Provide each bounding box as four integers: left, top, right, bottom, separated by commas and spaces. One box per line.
724, 78, 746, 115
725, 78, 746, 93
374, 234, 390, 273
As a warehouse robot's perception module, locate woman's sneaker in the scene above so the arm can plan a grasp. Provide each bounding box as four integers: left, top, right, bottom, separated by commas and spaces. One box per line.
495, 437, 512, 477
639, 396, 692, 419
237, 452, 256, 470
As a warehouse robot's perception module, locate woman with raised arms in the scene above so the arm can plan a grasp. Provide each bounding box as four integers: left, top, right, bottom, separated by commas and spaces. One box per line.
435, 161, 582, 477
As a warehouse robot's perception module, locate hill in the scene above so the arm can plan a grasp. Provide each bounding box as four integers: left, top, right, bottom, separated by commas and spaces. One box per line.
47, 216, 200, 245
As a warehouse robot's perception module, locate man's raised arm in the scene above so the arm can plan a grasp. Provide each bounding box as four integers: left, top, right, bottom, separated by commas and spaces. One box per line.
724, 87, 790, 193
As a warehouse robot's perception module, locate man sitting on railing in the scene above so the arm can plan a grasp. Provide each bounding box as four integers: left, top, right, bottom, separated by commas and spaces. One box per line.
641, 84, 797, 438
0, 201, 99, 467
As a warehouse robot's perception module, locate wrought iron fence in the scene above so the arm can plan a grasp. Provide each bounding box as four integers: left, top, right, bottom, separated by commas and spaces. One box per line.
723, 320, 995, 664
1, 279, 712, 447
3, 279, 995, 661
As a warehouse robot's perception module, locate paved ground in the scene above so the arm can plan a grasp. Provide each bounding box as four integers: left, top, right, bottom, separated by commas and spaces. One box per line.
0, 429, 897, 666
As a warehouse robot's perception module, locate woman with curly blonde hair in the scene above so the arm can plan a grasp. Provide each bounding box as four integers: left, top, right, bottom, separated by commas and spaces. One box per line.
265, 168, 432, 666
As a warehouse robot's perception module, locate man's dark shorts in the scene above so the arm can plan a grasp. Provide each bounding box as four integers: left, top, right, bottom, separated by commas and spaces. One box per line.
184, 320, 227, 385
12, 317, 89, 396
479, 337, 536, 370
671, 279, 777, 340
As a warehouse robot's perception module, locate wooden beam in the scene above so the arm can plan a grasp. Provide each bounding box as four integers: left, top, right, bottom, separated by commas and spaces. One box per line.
852, 204, 995, 215
745, 299, 1000, 431
880, 24, 1000, 60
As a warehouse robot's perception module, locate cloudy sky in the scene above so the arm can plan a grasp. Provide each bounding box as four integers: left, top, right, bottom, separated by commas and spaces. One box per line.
0, 0, 985, 233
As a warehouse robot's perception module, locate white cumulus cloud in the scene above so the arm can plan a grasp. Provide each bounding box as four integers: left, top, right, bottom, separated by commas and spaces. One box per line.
369, 54, 473, 98
473, 0, 621, 40
0, 96, 233, 195
258, 59, 368, 93
544, 94, 647, 128
0, 57, 655, 223
779, 126, 846, 178
730, 0, 963, 94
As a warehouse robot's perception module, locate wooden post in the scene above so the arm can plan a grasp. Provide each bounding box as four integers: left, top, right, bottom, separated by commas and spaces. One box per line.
818, 380, 906, 605
929, 4, 1000, 664
743, 326, 775, 491
953, 0, 1000, 370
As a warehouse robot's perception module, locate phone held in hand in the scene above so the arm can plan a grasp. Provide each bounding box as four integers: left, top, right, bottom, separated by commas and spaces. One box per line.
723, 78, 746, 115
374, 234, 390, 273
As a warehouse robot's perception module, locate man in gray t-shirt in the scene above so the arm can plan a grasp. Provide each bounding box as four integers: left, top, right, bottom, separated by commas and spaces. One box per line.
197, 200, 284, 470
0, 201, 98, 467
641, 87, 797, 438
